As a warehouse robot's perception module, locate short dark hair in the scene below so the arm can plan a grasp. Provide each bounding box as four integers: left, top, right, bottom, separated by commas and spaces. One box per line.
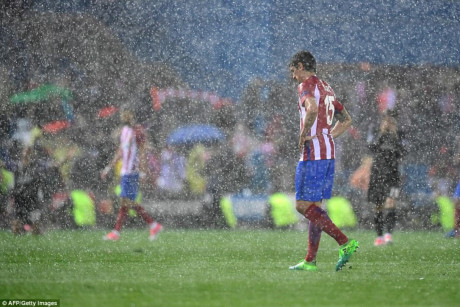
289, 51, 316, 73
120, 106, 135, 126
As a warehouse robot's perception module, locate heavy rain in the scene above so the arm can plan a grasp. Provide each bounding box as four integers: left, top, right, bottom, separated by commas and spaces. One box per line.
0, 1, 459, 306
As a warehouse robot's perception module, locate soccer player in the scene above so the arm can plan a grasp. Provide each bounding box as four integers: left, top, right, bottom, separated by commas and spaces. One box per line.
288, 51, 358, 272
367, 113, 405, 245
101, 108, 162, 241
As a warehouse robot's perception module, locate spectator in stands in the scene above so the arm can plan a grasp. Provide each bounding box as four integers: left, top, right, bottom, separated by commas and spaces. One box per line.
144, 146, 161, 196
247, 144, 272, 194
231, 123, 253, 160
204, 141, 247, 227
45, 131, 80, 188
186, 144, 209, 197
156, 145, 187, 198
428, 146, 457, 197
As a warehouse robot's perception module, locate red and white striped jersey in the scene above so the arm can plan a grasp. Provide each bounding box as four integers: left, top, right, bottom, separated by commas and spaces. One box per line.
120, 125, 145, 175
297, 75, 344, 161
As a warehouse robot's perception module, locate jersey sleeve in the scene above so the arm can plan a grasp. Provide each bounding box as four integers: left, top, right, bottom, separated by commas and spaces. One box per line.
299, 82, 314, 106
333, 98, 344, 113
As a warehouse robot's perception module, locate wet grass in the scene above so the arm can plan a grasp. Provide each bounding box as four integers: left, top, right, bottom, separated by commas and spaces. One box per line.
0, 229, 459, 306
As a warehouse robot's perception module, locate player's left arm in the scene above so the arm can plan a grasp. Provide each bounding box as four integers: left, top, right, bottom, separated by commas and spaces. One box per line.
330, 106, 352, 139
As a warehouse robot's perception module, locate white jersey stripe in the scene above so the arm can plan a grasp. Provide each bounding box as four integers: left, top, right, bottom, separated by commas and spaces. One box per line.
312, 137, 320, 160
314, 85, 320, 105
120, 126, 139, 175
323, 128, 332, 159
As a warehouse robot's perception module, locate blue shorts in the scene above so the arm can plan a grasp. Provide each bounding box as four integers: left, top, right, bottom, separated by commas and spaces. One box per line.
295, 159, 335, 202
454, 182, 460, 199
120, 173, 139, 201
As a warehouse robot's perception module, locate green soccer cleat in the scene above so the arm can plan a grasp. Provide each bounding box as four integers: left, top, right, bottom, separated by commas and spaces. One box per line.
335, 239, 359, 271
289, 260, 318, 272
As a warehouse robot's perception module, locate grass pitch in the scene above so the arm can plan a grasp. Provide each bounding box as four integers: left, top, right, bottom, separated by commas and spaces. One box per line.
0, 229, 459, 306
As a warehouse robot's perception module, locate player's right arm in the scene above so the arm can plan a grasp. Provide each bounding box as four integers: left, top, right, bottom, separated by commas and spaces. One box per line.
101, 128, 123, 180
101, 147, 122, 180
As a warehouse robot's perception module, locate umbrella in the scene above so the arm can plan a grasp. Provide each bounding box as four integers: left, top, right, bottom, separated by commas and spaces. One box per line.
10, 84, 72, 104
167, 124, 225, 146
9, 84, 74, 125
97, 106, 119, 119
42, 120, 71, 134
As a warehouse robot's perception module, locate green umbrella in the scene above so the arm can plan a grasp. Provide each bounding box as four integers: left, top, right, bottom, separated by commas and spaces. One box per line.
9, 84, 72, 104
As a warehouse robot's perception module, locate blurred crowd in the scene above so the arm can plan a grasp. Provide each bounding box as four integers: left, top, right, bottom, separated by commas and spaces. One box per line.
1, 63, 459, 232
1, 8, 459, 232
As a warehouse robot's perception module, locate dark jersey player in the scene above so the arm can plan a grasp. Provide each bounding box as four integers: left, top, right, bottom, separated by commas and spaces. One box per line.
288, 51, 358, 272
367, 113, 405, 245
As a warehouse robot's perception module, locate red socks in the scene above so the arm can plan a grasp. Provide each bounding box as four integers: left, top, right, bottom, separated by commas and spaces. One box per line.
133, 205, 154, 225
114, 205, 154, 231
305, 222, 322, 262
114, 206, 128, 231
304, 205, 348, 246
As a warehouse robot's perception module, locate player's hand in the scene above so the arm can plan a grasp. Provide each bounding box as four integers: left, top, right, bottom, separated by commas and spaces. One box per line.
299, 135, 317, 150
101, 166, 111, 180
298, 135, 306, 150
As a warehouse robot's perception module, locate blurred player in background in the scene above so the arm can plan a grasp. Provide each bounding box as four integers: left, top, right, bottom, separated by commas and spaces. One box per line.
367, 112, 405, 246
288, 50, 358, 272
101, 108, 162, 241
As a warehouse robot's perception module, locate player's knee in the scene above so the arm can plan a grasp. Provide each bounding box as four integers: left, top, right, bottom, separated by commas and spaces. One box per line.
295, 202, 311, 215
455, 200, 460, 209
295, 204, 303, 214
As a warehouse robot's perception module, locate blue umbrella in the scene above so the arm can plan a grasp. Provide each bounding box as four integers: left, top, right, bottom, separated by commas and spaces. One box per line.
167, 124, 225, 146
